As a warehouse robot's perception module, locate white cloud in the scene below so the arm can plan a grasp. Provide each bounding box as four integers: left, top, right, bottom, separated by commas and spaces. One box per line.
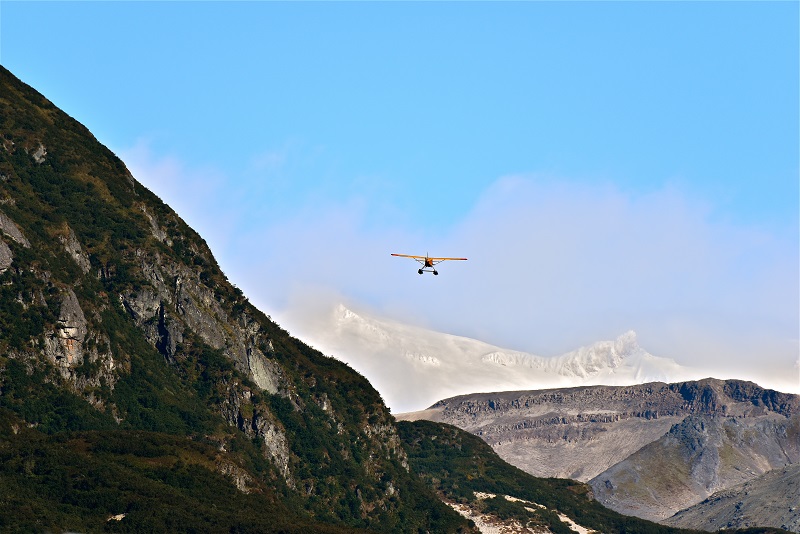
112, 145, 800, 394
262, 175, 798, 392
443, 176, 796, 346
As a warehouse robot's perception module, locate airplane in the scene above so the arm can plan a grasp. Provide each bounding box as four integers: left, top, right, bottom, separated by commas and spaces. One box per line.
391, 253, 467, 275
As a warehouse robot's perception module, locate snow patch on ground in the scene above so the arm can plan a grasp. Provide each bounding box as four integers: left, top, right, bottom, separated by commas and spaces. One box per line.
447, 492, 598, 534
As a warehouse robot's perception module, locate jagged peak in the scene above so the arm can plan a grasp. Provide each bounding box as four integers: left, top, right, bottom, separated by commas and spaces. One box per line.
305, 304, 699, 411
614, 330, 640, 356
553, 330, 645, 377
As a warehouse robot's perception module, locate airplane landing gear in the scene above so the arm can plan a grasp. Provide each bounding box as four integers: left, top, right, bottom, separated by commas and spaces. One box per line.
418, 269, 423, 275
433, 270, 439, 275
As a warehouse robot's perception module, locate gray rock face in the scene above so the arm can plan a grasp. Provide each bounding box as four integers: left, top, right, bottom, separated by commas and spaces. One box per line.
32, 143, 47, 164
59, 226, 91, 273
173, 273, 227, 349
44, 288, 88, 369
121, 287, 184, 363
138, 204, 170, 244
122, 249, 286, 395
256, 416, 294, 485
248, 346, 283, 395
33, 287, 117, 396
0, 209, 30, 247
220, 385, 295, 486
665, 464, 800, 532
0, 239, 12, 273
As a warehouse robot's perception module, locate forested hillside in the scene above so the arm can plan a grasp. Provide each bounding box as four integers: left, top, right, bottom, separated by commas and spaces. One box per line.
0, 64, 469, 532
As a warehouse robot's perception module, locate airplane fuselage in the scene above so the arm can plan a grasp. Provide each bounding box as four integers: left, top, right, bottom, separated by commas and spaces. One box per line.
391, 253, 467, 275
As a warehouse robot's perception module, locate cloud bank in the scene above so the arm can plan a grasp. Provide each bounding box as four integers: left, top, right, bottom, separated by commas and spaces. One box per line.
121, 144, 800, 394
442, 177, 798, 389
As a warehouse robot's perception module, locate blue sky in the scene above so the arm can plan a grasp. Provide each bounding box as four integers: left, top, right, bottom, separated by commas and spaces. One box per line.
2, 1, 798, 391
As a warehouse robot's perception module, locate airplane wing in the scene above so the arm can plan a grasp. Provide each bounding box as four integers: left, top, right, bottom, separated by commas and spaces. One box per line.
391, 254, 467, 260
391, 253, 426, 259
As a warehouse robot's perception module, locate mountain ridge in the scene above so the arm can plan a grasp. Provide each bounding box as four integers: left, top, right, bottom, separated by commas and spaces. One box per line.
664, 463, 800, 532
286, 303, 703, 413
590, 410, 799, 521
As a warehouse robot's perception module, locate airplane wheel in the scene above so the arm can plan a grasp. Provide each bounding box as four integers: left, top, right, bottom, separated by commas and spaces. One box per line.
433, 270, 439, 276
418, 269, 423, 275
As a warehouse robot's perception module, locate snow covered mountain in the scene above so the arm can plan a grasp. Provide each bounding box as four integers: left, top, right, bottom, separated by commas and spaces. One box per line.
281, 304, 703, 413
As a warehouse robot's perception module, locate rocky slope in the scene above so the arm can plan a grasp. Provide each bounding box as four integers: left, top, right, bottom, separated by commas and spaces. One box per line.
400, 379, 799, 527
664, 463, 800, 532
590, 412, 799, 521
0, 65, 470, 532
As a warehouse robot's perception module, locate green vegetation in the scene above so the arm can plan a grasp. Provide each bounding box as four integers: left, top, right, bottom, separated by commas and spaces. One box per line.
0, 65, 471, 532
0, 409, 351, 533
0, 358, 117, 433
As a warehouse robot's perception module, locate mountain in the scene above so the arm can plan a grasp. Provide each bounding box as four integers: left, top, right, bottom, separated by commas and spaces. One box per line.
400, 379, 799, 527
664, 464, 800, 532
2, 65, 790, 534
590, 411, 799, 521
0, 64, 473, 532
397, 419, 700, 534
284, 303, 702, 413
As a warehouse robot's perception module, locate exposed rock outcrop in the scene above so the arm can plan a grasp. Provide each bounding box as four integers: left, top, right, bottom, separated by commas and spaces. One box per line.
32, 143, 46, 164
44, 288, 88, 368
219, 384, 295, 486
0, 239, 12, 273
256, 415, 294, 486
0, 209, 30, 247
248, 346, 283, 395
138, 204, 170, 244
120, 249, 287, 394
59, 225, 91, 274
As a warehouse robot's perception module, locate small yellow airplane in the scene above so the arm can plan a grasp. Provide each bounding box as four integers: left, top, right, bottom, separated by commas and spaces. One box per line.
391, 253, 467, 275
